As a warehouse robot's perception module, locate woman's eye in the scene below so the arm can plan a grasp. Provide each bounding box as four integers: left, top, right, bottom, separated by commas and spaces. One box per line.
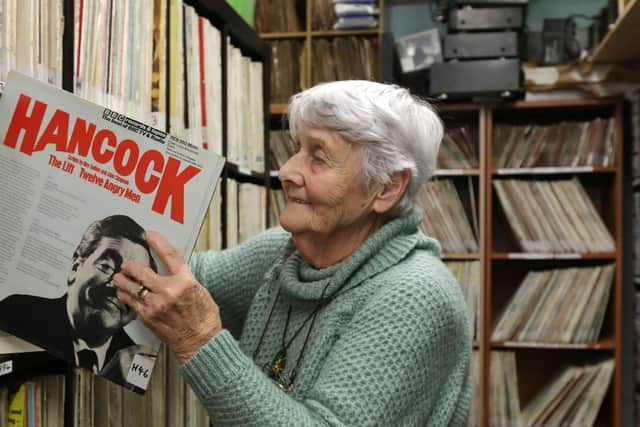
312, 155, 328, 167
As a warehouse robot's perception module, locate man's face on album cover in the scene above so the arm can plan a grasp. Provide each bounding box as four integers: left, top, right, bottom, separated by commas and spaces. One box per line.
67, 236, 151, 338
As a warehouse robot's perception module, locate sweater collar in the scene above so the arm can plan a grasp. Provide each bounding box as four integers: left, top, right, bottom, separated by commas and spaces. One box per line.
277, 209, 440, 303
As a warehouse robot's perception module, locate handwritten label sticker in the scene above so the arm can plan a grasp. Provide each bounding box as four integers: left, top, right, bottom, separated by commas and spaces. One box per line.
126, 354, 154, 390
0, 360, 13, 377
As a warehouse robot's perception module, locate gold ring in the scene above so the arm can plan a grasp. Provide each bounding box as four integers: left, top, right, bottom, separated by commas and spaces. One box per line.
137, 285, 149, 302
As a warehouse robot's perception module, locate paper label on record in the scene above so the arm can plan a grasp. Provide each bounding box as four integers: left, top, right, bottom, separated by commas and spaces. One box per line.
0, 359, 12, 376
148, 112, 166, 134
126, 353, 155, 390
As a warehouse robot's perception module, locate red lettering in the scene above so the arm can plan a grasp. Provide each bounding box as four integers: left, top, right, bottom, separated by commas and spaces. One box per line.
3, 93, 201, 224
33, 109, 69, 153
135, 150, 164, 193
67, 118, 97, 157
91, 129, 116, 164
113, 139, 139, 176
4, 94, 47, 155
152, 157, 201, 224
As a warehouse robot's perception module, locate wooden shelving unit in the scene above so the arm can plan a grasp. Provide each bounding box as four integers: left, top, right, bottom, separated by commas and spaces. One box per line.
442, 253, 481, 260
269, 103, 288, 115
258, 0, 385, 112
261, 31, 307, 39
491, 341, 617, 351
492, 166, 617, 176
261, 41, 624, 425
435, 168, 481, 177
436, 104, 487, 426
482, 97, 624, 427
491, 252, 618, 260
591, 0, 640, 63
421, 97, 625, 426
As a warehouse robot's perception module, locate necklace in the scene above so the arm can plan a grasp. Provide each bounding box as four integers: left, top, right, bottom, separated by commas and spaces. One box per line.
253, 280, 333, 392
266, 303, 323, 390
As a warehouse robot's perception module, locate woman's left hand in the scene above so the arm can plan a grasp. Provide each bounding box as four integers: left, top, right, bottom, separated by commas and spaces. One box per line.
113, 230, 222, 364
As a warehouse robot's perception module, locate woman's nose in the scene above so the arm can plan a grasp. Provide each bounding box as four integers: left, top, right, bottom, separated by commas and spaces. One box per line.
279, 153, 304, 187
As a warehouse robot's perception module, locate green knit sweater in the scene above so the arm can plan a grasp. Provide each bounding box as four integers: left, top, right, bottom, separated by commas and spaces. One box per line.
183, 210, 471, 426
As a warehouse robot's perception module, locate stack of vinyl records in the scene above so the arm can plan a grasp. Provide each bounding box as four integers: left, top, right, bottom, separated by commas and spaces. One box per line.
493, 178, 615, 253
332, 0, 379, 30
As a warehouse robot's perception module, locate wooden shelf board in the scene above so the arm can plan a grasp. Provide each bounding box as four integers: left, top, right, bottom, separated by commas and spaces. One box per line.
491, 340, 615, 350
492, 166, 616, 176
591, 0, 640, 63
261, 29, 380, 39
270, 104, 288, 115
311, 28, 380, 37
260, 32, 307, 39
0, 352, 68, 380
442, 253, 480, 260
492, 252, 617, 260
434, 103, 483, 113
435, 168, 480, 177
498, 97, 621, 110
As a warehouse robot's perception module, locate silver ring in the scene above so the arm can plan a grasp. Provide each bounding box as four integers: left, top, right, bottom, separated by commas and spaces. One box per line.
137, 285, 149, 302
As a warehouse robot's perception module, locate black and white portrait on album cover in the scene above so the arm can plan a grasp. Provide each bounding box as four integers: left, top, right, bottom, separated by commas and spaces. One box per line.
0, 215, 157, 392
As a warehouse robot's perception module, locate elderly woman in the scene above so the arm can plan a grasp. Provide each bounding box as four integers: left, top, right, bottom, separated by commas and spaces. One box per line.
114, 80, 471, 426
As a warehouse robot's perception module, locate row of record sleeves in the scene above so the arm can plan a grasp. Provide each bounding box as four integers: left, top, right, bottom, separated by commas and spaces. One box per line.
489, 351, 613, 427
256, 0, 379, 32
270, 116, 615, 173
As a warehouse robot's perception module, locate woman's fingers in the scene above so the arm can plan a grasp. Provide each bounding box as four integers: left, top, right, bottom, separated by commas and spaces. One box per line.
113, 271, 142, 296
119, 260, 161, 292
112, 231, 223, 362
145, 230, 185, 275
113, 271, 150, 312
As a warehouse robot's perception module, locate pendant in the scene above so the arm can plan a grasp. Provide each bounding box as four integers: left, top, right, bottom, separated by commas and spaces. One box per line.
269, 348, 287, 380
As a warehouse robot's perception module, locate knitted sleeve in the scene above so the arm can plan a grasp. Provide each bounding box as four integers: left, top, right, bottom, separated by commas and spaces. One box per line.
181, 259, 472, 426
189, 227, 291, 337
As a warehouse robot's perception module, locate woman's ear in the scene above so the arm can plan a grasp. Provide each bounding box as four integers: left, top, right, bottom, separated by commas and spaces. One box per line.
372, 169, 411, 214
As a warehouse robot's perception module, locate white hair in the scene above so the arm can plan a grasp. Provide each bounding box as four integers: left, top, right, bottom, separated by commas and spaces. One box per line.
287, 80, 443, 218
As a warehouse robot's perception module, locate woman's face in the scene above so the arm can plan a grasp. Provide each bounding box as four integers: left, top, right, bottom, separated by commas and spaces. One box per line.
278, 127, 378, 239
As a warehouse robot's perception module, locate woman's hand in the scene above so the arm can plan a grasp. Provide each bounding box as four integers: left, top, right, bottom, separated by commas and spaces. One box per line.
113, 230, 222, 364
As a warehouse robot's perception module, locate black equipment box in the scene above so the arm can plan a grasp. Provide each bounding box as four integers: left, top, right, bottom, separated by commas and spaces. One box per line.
444, 32, 518, 59
455, 0, 528, 4
449, 7, 523, 30
429, 58, 522, 100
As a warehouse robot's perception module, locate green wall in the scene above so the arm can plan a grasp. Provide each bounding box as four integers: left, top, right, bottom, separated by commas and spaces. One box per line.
385, 0, 607, 38
227, 0, 256, 26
